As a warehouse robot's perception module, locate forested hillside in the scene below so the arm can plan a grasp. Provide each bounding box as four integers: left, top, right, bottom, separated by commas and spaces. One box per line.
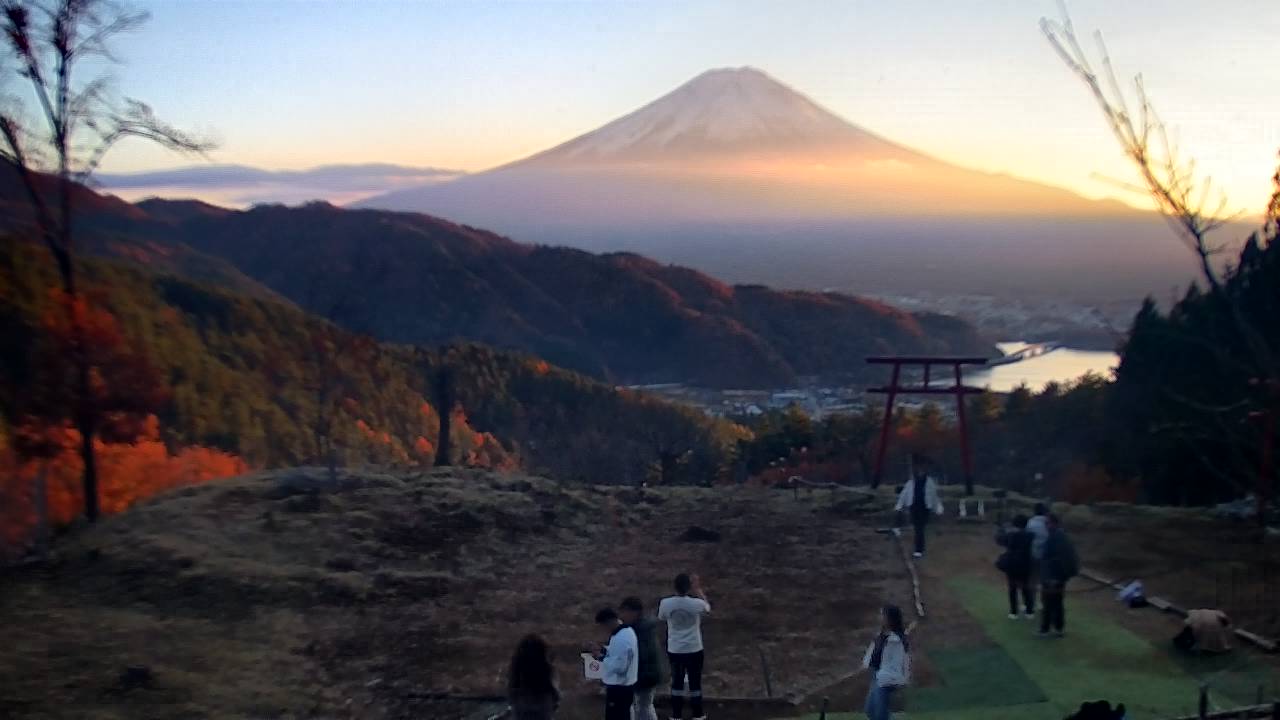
0, 239, 741, 551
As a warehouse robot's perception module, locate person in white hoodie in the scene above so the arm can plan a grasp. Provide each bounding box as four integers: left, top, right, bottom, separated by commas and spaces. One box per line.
860, 605, 910, 720
895, 455, 944, 558
594, 607, 638, 720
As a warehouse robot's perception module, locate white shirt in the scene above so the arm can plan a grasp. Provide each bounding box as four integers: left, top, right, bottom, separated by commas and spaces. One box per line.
861, 634, 911, 688
658, 595, 711, 653
601, 625, 638, 687
894, 477, 943, 515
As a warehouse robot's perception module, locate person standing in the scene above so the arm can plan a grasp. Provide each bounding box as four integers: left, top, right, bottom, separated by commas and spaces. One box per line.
895, 456, 944, 558
861, 605, 911, 720
659, 573, 711, 720
620, 597, 661, 720
505, 634, 560, 720
595, 607, 638, 720
996, 515, 1036, 619
1039, 514, 1079, 637
1026, 503, 1050, 564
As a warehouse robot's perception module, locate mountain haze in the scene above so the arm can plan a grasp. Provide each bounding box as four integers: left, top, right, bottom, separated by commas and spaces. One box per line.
360, 67, 1198, 304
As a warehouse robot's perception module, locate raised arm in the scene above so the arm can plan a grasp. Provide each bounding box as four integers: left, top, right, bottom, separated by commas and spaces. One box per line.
691, 574, 711, 611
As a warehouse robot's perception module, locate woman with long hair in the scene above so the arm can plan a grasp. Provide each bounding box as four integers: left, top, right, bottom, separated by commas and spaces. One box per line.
860, 605, 910, 720
506, 634, 560, 720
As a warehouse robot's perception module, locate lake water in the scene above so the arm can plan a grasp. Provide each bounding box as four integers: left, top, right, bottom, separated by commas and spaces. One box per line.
962, 342, 1119, 393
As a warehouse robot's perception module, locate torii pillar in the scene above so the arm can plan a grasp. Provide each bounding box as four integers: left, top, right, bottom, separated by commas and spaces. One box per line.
867, 356, 988, 495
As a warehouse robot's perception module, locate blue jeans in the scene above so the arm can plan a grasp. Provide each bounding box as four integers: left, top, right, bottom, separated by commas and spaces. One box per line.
864, 684, 895, 720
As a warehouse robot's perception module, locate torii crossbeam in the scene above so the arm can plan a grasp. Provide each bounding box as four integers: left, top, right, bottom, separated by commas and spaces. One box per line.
866, 356, 988, 495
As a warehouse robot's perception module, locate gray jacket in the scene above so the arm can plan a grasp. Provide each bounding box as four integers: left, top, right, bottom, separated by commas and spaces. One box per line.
1026, 515, 1049, 560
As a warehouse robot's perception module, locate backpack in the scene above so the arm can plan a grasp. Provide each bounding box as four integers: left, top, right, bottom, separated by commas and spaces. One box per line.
1061, 536, 1080, 579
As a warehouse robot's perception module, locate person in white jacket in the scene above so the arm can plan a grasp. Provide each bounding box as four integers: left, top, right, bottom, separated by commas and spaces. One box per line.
594, 607, 638, 720
895, 455, 944, 558
861, 605, 911, 720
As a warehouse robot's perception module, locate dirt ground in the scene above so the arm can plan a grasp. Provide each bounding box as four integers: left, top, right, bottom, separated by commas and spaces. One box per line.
0, 469, 907, 720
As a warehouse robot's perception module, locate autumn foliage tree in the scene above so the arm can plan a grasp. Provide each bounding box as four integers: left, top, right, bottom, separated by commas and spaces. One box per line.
1, 0, 210, 521
13, 289, 168, 520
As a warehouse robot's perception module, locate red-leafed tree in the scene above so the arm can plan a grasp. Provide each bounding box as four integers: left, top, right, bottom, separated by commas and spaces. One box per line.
1, 0, 211, 522
15, 289, 168, 520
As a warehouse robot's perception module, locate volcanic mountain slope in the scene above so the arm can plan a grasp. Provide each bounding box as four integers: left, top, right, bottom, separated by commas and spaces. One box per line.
359, 67, 1197, 304
362, 66, 1120, 224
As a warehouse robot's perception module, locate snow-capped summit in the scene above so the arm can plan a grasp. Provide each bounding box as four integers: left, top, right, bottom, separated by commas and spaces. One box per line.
514, 66, 915, 167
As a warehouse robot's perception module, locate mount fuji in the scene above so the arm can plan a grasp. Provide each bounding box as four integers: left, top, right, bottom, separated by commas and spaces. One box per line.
359, 67, 1197, 306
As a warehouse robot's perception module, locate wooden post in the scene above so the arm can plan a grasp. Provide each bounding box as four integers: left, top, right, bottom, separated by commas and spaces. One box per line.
954, 362, 975, 496
758, 647, 773, 698
871, 363, 901, 489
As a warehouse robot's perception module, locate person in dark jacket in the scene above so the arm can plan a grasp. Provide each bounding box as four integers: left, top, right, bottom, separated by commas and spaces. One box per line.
1039, 514, 1079, 637
506, 634, 560, 720
997, 515, 1036, 619
620, 596, 661, 720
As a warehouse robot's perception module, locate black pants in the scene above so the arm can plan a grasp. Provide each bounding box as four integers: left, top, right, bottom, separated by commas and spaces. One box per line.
1041, 582, 1066, 632
1007, 572, 1034, 615
669, 650, 705, 718
605, 684, 635, 720
912, 514, 929, 554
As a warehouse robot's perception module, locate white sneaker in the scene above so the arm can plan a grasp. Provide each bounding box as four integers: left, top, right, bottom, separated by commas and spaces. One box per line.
1008, 613, 1019, 620
912, 551, 924, 558
1023, 612, 1036, 620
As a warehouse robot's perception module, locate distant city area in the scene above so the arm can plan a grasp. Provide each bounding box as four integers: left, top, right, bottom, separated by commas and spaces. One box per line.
865, 292, 1133, 351
623, 380, 946, 419
625, 339, 1123, 418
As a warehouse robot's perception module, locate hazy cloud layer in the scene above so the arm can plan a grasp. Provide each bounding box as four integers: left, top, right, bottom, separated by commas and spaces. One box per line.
97, 164, 465, 208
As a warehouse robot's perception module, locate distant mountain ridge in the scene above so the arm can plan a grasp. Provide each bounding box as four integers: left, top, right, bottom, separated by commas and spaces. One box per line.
96, 163, 466, 208
165, 200, 992, 387
1, 167, 992, 388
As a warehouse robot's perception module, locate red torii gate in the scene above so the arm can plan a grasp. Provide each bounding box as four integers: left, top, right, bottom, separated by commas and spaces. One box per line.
866, 356, 988, 495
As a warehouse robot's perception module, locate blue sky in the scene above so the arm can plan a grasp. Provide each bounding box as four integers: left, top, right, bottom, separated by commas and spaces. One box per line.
94, 0, 1280, 212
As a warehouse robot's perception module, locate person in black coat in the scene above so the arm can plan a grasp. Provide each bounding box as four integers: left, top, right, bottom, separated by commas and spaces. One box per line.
996, 515, 1036, 619
1039, 514, 1079, 636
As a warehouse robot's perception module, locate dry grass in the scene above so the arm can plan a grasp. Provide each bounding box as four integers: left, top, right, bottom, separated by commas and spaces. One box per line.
0, 469, 902, 720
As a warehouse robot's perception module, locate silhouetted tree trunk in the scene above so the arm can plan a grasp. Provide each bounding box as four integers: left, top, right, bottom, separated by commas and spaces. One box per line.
435, 367, 454, 467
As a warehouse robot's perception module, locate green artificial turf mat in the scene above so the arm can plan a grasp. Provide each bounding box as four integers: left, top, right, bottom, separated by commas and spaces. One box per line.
910, 644, 1047, 711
